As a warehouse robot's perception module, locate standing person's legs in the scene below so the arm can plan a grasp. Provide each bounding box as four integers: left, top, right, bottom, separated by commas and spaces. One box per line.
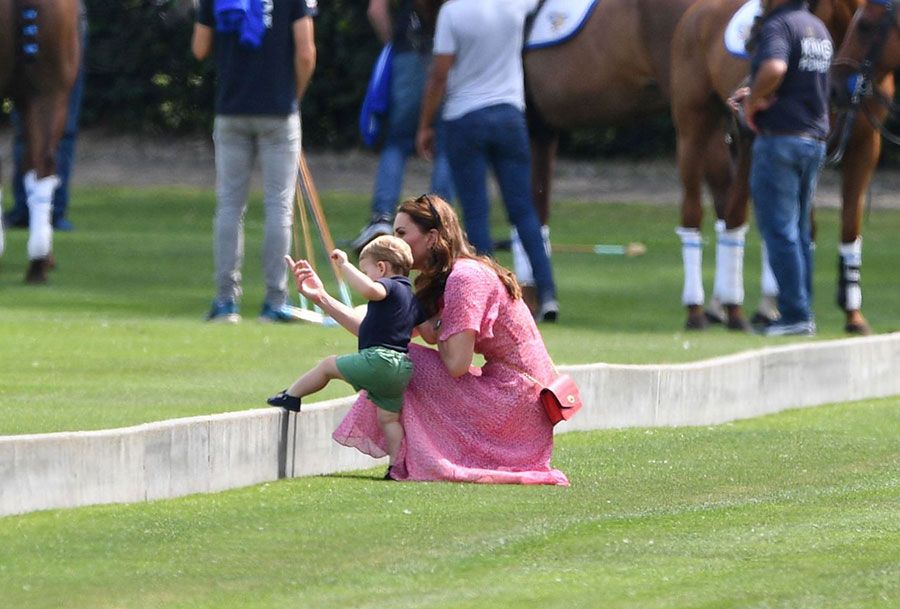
445, 110, 492, 253
212, 116, 255, 306
371, 52, 423, 217
258, 113, 301, 309
751, 136, 810, 326
488, 105, 557, 307
430, 121, 455, 203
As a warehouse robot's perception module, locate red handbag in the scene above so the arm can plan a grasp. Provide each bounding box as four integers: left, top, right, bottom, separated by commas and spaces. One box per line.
540, 373, 583, 425
507, 363, 584, 426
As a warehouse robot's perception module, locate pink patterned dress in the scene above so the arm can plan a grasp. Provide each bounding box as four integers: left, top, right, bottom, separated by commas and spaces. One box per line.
333, 259, 569, 485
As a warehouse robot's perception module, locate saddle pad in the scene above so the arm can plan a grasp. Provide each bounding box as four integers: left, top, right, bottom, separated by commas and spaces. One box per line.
525, 0, 600, 50
724, 0, 762, 59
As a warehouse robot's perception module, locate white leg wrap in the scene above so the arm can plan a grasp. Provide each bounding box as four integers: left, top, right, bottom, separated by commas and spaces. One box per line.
759, 240, 779, 298
713, 223, 748, 305
839, 237, 863, 311
510, 225, 550, 287
25, 170, 60, 260
676, 226, 704, 306
510, 227, 534, 286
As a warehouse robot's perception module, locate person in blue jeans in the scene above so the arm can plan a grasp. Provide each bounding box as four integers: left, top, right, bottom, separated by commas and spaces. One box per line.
351, 0, 454, 252
192, 0, 317, 323
4, 2, 87, 232
731, 0, 832, 336
416, 0, 557, 322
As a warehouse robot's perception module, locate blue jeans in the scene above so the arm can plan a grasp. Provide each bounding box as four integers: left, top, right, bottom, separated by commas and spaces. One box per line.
371, 51, 454, 217
444, 103, 556, 303
750, 135, 825, 325
8, 9, 87, 225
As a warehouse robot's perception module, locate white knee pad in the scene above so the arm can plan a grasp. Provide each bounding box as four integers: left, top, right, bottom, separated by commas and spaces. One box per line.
510, 225, 550, 286
713, 223, 748, 305
676, 226, 704, 306
25, 170, 60, 260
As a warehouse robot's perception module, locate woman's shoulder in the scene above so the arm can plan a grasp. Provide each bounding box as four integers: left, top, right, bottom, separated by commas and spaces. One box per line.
449, 258, 497, 284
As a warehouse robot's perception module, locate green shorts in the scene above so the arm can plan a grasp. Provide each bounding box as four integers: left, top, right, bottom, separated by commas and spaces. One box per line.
336, 346, 413, 413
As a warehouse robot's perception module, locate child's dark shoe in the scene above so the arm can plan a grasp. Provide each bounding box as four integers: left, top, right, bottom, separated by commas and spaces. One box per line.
383, 465, 395, 480
267, 390, 301, 412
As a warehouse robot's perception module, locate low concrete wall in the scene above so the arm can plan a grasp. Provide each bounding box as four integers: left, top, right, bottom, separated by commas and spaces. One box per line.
2, 333, 898, 517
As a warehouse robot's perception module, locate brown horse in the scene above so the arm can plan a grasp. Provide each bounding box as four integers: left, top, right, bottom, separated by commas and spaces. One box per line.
0, 0, 81, 283
523, 0, 699, 219
671, 0, 889, 334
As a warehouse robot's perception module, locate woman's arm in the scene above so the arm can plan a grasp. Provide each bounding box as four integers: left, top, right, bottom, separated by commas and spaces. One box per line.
438, 330, 476, 378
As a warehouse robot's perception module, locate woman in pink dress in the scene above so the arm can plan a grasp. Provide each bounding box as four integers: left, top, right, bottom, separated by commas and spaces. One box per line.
333, 194, 569, 485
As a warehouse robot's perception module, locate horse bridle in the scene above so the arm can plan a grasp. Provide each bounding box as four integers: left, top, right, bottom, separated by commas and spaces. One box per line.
828, 0, 900, 162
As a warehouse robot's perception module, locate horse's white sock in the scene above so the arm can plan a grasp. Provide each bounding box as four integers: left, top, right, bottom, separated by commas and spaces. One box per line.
759, 241, 779, 298
510, 225, 550, 286
25, 170, 60, 260
676, 227, 704, 306
838, 237, 863, 311
713, 223, 748, 305
510, 227, 534, 285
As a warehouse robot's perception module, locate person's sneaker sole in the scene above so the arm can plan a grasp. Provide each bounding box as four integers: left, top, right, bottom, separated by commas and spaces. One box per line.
208, 313, 241, 324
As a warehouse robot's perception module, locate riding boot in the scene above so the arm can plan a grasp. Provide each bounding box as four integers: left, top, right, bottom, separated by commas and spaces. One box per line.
837, 237, 862, 311
25, 170, 60, 262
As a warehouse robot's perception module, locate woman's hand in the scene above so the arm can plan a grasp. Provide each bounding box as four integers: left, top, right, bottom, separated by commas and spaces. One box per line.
284, 255, 328, 303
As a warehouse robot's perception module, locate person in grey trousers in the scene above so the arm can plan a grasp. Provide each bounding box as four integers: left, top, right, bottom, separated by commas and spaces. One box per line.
192, 0, 317, 322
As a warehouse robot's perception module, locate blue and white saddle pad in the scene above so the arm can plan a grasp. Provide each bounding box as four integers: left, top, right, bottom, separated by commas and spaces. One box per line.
525, 0, 600, 50
358, 43, 394, 149
724, 0, 762, 60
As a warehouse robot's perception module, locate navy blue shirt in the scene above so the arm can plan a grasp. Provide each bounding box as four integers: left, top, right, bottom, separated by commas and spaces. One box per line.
357, 276, 426, 353
751, 2, 832, 139
198, 0, 317, 115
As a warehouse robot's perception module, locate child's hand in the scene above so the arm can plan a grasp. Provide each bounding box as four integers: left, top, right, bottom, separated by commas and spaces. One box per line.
330, 249, 349, 267
284, 255, 327, 303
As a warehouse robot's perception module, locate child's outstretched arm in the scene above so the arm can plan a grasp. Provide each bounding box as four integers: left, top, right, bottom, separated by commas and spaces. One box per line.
331, 249, 388, 301
285, 256, 365, 335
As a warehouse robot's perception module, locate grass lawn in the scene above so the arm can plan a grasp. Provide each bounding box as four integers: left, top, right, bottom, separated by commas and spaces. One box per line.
0, 398, 897, 609
0, 186, 898, 435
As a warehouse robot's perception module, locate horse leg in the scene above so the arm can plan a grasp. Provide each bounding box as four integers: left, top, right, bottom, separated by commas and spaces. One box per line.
675, 102, 723, 330
21, 93, 66, 284
515, 107, 558, 313
837, 113, 883, 335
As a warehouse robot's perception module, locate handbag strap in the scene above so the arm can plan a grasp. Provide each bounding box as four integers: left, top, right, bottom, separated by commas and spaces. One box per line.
500, 360, 556, 390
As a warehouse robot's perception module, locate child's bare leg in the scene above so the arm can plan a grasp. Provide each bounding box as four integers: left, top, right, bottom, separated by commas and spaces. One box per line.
287, 355, 343, 397
376, 408, 403, 465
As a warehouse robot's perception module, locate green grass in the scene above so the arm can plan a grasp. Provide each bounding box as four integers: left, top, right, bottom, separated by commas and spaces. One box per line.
0, 398, 897, 609
1, 186, 899, 435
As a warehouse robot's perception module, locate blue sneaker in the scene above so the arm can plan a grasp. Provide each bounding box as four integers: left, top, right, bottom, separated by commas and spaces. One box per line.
259, 302, 301, 323
206, 298, 241, 323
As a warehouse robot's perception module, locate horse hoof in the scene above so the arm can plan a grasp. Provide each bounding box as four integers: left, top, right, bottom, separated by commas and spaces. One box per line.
25, 258, 50, 284
704, 308, 725, 325
845, 321, 872, 336
726, 316, 752, 333
751, 311, 778, 327
685, 313, 708, 331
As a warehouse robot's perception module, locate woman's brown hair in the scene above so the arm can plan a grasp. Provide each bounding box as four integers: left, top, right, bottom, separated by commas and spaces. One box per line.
397, 194, 521, 318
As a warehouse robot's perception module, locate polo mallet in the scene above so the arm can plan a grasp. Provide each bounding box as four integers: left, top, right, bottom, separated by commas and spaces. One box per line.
297, 151, 353, 307
551, 242, 647, 256
288, 181, 328, 324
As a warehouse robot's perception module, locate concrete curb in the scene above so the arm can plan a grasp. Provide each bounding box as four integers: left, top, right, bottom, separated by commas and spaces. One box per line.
2, 333, 898, 517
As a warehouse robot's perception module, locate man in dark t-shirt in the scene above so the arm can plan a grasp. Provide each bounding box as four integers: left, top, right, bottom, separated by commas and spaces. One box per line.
732, 0, 831, 336
192, 0, 317, 323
